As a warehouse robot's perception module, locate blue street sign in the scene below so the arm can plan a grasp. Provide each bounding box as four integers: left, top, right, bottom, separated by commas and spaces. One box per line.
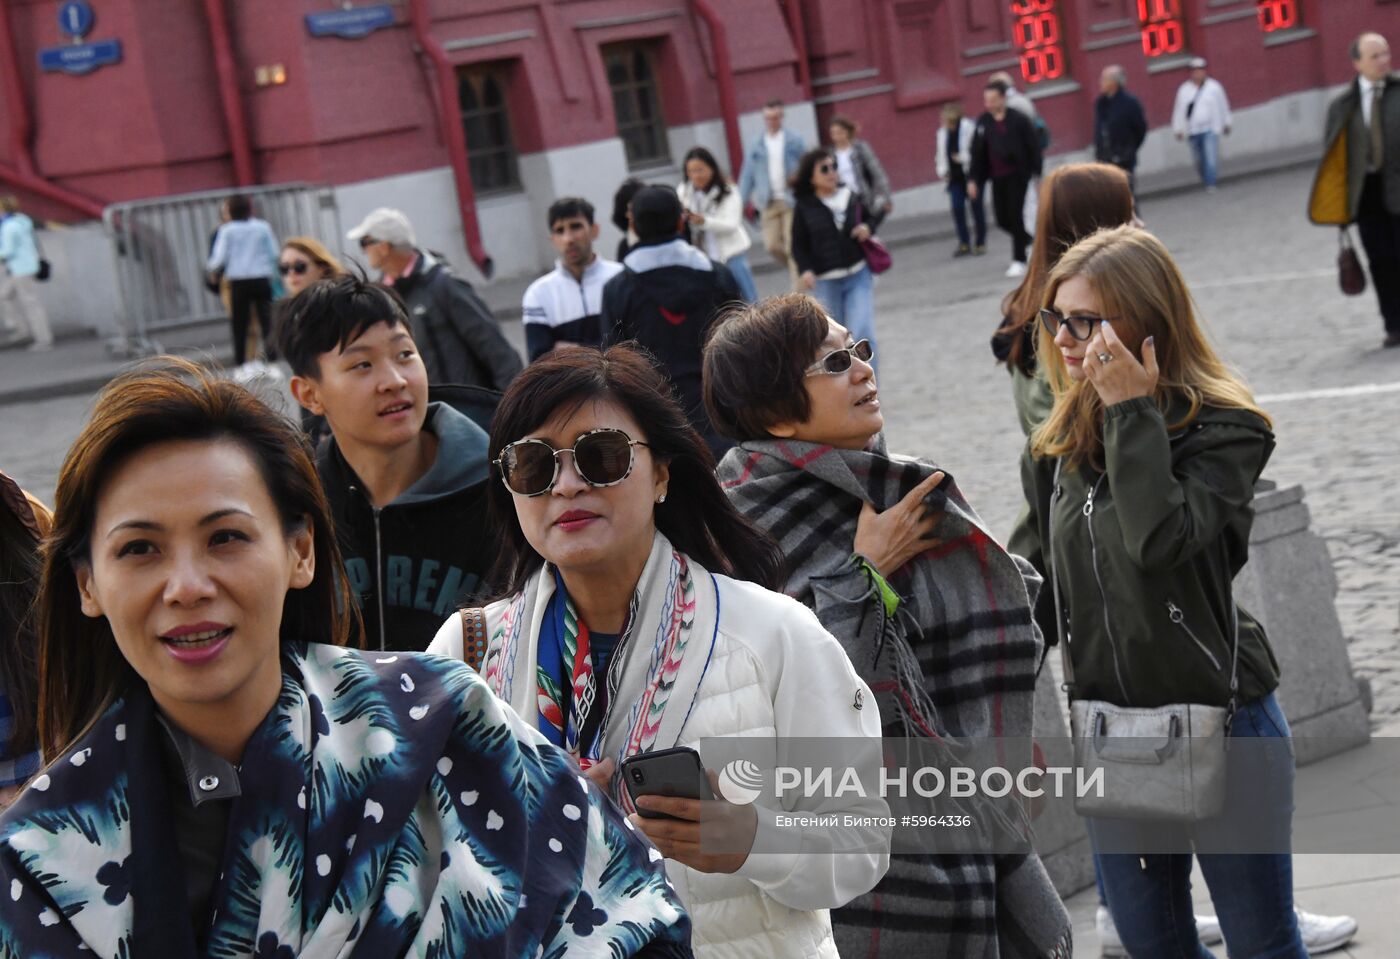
39, 38, 122, 75
58, 1, 94, 39
305, 4, 395, 39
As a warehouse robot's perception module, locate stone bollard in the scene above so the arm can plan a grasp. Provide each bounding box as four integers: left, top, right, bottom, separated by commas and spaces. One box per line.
1232, 482, 1371, 766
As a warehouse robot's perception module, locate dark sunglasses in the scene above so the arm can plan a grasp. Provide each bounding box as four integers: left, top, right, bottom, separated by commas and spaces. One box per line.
816, 162, 836, 174
1039, 308, 1110, 342
494, 428, 650, 497
278, 261, 311, 276
358, 237, 378, 250
805, 339, 873, 376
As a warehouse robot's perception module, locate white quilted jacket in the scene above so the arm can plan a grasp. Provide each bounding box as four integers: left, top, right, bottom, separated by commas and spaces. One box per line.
430, 547, 888, 959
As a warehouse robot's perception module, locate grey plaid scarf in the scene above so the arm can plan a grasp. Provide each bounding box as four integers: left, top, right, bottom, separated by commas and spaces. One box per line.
718, 436, 1072, 959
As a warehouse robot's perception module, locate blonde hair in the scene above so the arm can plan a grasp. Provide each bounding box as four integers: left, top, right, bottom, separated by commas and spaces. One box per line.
1031, 225, 1271, 469
281, 236, 347, 277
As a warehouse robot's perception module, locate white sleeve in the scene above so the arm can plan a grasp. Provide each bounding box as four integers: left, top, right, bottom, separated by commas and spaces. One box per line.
730, 599, 889, 912
428, 613, 465, 659
207, 224, 229, 272
705, 189, 745, 238
1217, 82, 1232, 129
935, 128, 949, 180
1172, 84, 1189, 134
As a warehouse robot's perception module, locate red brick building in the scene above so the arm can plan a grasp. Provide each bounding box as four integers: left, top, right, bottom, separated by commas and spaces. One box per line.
0, 0, 1391, 284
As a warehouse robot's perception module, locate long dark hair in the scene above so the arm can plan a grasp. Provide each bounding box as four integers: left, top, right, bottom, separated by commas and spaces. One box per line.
996, 163, 1136, 375
484, 346, 786, 596
791, 148, 836, 199
0, 476, 45, 761
682, 146, 730, 203
36, 359, 356, 759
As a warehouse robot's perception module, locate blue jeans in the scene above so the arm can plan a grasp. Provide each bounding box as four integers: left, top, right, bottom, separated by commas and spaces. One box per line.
1089, 693, 1305, 959
948, 180, 986, 247
1190, 132, 1220, 188
723, 252, 759, 303
814, 265, 877, 373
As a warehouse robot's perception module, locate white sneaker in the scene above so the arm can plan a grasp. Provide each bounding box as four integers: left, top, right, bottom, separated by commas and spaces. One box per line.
1295, 908, 1358, 955
1005, 260, 1027, 278
1095, 905, 1223, 957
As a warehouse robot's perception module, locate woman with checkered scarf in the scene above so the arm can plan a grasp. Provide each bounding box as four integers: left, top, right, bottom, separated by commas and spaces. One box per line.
706, 294, 1072, 959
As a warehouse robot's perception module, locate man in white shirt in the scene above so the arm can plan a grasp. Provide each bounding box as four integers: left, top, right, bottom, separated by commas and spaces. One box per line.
1172, 57, 1233, 192
738, 99, 806, 291
521, 197, 623, 361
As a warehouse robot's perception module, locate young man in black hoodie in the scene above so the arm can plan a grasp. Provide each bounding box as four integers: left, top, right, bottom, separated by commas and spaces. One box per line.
279, 275, 492, 651
600, 184, 740, 458
968, 78, 1043, 278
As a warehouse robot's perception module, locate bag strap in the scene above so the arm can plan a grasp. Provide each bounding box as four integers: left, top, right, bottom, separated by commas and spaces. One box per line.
458, 607, 489, 673
1047, 459, 1075, 695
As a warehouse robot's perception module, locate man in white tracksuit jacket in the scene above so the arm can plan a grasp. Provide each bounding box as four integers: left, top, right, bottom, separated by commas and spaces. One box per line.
1172, 57, 1233, 191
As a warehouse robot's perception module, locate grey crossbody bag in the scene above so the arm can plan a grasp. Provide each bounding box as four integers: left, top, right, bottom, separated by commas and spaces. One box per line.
1048, 460, 1239, 822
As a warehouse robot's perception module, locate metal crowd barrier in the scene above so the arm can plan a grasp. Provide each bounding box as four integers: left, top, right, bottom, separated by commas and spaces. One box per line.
103, 183, 341, 356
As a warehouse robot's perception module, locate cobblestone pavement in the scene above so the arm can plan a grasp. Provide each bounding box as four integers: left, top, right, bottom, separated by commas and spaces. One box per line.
2, 163, 1396, 734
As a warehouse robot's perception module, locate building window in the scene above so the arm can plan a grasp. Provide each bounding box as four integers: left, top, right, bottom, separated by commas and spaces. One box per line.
604, 44, 670, 168
457, 67, 520, 193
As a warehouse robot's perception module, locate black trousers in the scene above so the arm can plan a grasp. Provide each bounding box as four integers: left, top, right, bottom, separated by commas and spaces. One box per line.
227, 277, 273, 366
1357, 172, 1400, 336
991, 174, 1032, 263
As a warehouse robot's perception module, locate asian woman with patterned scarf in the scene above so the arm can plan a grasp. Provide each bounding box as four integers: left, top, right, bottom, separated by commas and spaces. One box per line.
430, 344, 889, 959
0, 358, 691, 957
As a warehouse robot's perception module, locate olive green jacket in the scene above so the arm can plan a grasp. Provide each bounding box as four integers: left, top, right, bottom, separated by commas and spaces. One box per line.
1009, 396, 1281, 709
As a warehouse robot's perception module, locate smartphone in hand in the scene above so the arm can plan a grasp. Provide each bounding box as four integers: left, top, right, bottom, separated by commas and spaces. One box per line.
621, 746, 715, 820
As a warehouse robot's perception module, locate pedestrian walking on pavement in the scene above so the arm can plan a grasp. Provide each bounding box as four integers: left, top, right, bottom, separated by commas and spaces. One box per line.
935, 101, 987, 256
1309, 32, 1400, 349
969, 79, 1043, 277
1, 358, 690, 956
611, 177, 645, 261
0, 196, 54, 352
1172, 57, 1232, 192
790, 148, 883, 369
990, 70, 1048, 235
348, 207, 523, 390
737, 99, 806, 291
678, 146, 760, 303
522, 197, 623, 360
1094, 66, 1148, 203
430, 344, 888, 959
1010, 225, 1359, 959
206, 194, 279, 370
828, 116, 893, 230
601, 185, 741, 457
0, 470, 47, 811
706, 296, 1074, 959
992, 163, 1136, 437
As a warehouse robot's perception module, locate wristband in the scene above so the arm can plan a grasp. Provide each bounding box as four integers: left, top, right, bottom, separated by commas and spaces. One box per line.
855, 555, 901, 618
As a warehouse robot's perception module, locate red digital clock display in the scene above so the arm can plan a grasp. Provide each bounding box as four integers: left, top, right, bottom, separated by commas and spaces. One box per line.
1257, 0, 1298, 33
1010, 0, 1067, 85
1137, 0, 1186, 58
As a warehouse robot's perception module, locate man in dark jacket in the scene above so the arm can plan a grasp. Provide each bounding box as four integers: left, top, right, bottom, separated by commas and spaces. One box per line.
1094, 65, 1149, 200
348, 207, 523, 390
279, 274, 494, 652
1314, 32, 1400, 348
601, 185, 740, 458
968, 79, 1042, 277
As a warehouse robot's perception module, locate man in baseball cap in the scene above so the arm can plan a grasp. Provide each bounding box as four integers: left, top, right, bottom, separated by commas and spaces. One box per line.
345, 207, 521, 390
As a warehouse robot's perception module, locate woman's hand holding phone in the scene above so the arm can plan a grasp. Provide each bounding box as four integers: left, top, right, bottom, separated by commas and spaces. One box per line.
630, 769, 758, 874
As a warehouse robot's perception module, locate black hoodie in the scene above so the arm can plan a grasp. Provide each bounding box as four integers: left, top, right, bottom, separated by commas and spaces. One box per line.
318, 400, 493, 651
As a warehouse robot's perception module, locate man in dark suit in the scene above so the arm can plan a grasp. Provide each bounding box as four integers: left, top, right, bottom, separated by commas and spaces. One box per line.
1317, 32, 1400, 348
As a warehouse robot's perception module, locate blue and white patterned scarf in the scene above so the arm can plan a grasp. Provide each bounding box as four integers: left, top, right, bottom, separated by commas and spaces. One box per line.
0, 643, 691, 957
